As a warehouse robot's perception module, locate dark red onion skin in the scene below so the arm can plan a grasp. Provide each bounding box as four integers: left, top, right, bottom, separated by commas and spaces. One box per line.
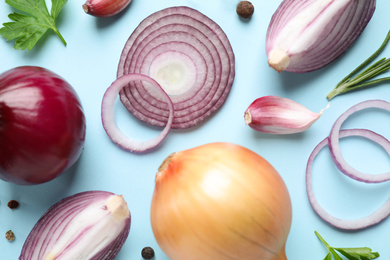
0, 66, 86, 185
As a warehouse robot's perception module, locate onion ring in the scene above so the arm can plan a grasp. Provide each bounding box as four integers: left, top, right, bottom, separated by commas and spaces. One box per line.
101, 74, 174, 153
117, 6, 235, 129
329, 99, 390, 183
306, 129, 390, 230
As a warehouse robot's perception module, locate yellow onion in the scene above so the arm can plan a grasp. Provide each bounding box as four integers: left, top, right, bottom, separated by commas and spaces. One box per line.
150, 142, 292, 260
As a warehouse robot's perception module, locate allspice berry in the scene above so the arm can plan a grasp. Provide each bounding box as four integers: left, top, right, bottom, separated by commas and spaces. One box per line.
236, 1, 254, 19
5, 230, 15, 241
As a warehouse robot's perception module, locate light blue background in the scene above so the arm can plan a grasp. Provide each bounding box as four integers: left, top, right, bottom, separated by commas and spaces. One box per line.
1, 0, 390, 259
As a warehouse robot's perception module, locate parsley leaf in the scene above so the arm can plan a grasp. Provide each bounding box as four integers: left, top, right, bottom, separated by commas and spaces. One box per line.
337, 247, 380, 260
0, 0, 68, 51
315, 231, 380, 260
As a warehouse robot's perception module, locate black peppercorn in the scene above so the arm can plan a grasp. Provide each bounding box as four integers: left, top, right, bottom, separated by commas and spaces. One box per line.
141, 246, 155, 259
7, 200, 19, 209
236, 1, 254, 19
5, 230, 15, 241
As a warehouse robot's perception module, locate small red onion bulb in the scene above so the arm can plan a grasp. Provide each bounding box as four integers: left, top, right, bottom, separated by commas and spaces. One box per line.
82, 0, 131, 17
151, 142, 292, 260
0, 66, 86, 185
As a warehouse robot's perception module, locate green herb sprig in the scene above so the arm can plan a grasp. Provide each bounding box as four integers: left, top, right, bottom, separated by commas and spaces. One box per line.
315, 231, 380, 260
0, 0, 68, 51
327, 30, 390, 100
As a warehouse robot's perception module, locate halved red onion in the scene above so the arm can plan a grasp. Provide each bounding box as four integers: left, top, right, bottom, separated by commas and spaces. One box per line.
117, 6, 235, 129
20, 191, 131, 259
266, 0, 376, 73
329, 99, 390, 183
101, 73, 174, 153
306, 129, 390, 230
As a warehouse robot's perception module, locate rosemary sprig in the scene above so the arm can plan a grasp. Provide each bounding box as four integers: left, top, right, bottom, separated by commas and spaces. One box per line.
327, 29, 390, 100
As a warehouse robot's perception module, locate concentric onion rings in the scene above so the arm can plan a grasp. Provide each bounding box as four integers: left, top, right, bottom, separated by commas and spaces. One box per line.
307, 99, 390, 230
117, 6, 235, 129
329, 99, 390, 183
306, 129, 390, 230
101, 73, 174, 153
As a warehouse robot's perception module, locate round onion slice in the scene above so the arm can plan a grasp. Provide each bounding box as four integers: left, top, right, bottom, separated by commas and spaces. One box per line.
329, 99, 390, 183
306, 129, 390, 230
117, 6, 235, 129
101, 74, 174, 153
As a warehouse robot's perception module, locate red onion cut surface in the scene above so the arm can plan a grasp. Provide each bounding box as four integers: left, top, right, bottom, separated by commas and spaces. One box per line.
20, 191, 131, 259
117, 6, 235, 129
266, 0, 376, 73
102, 73, 174, 153
306, 129, 390, 230
329, 100, 390, 183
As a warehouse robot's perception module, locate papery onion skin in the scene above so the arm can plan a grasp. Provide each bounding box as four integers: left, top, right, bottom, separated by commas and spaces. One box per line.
0, 66, 86, 185
82, 0, 131, 17
266, 0, 376, 73
151, 142, 292, 260
20, 190, 131, 260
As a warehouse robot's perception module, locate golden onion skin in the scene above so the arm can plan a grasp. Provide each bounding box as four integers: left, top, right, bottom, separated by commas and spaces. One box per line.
151, 142, 292, 260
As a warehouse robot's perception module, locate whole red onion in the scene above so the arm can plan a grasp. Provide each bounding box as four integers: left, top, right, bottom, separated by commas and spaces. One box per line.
0, 66, 86, 185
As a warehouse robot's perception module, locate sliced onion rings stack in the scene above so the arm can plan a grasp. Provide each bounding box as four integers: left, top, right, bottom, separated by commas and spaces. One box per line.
101, 6, 234, 153
117, 6, 235, 129
306, 99, 390, 230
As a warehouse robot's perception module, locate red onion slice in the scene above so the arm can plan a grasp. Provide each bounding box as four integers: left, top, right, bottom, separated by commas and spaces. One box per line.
117, 6, 235, 129
101, 74, 174, 153
329, 100, 390, 183
306, 129, 390, 230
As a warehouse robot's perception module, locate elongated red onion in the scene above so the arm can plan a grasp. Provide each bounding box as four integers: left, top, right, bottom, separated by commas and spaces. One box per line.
306, 129, 390, 230
101, 73, 174, 153
329, 99, 390, 183
20, 191, 131, 259
244, 95, 327, 134
117, 6, 235, 129
266, 0, 376, 73
0, 66, 86, 185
